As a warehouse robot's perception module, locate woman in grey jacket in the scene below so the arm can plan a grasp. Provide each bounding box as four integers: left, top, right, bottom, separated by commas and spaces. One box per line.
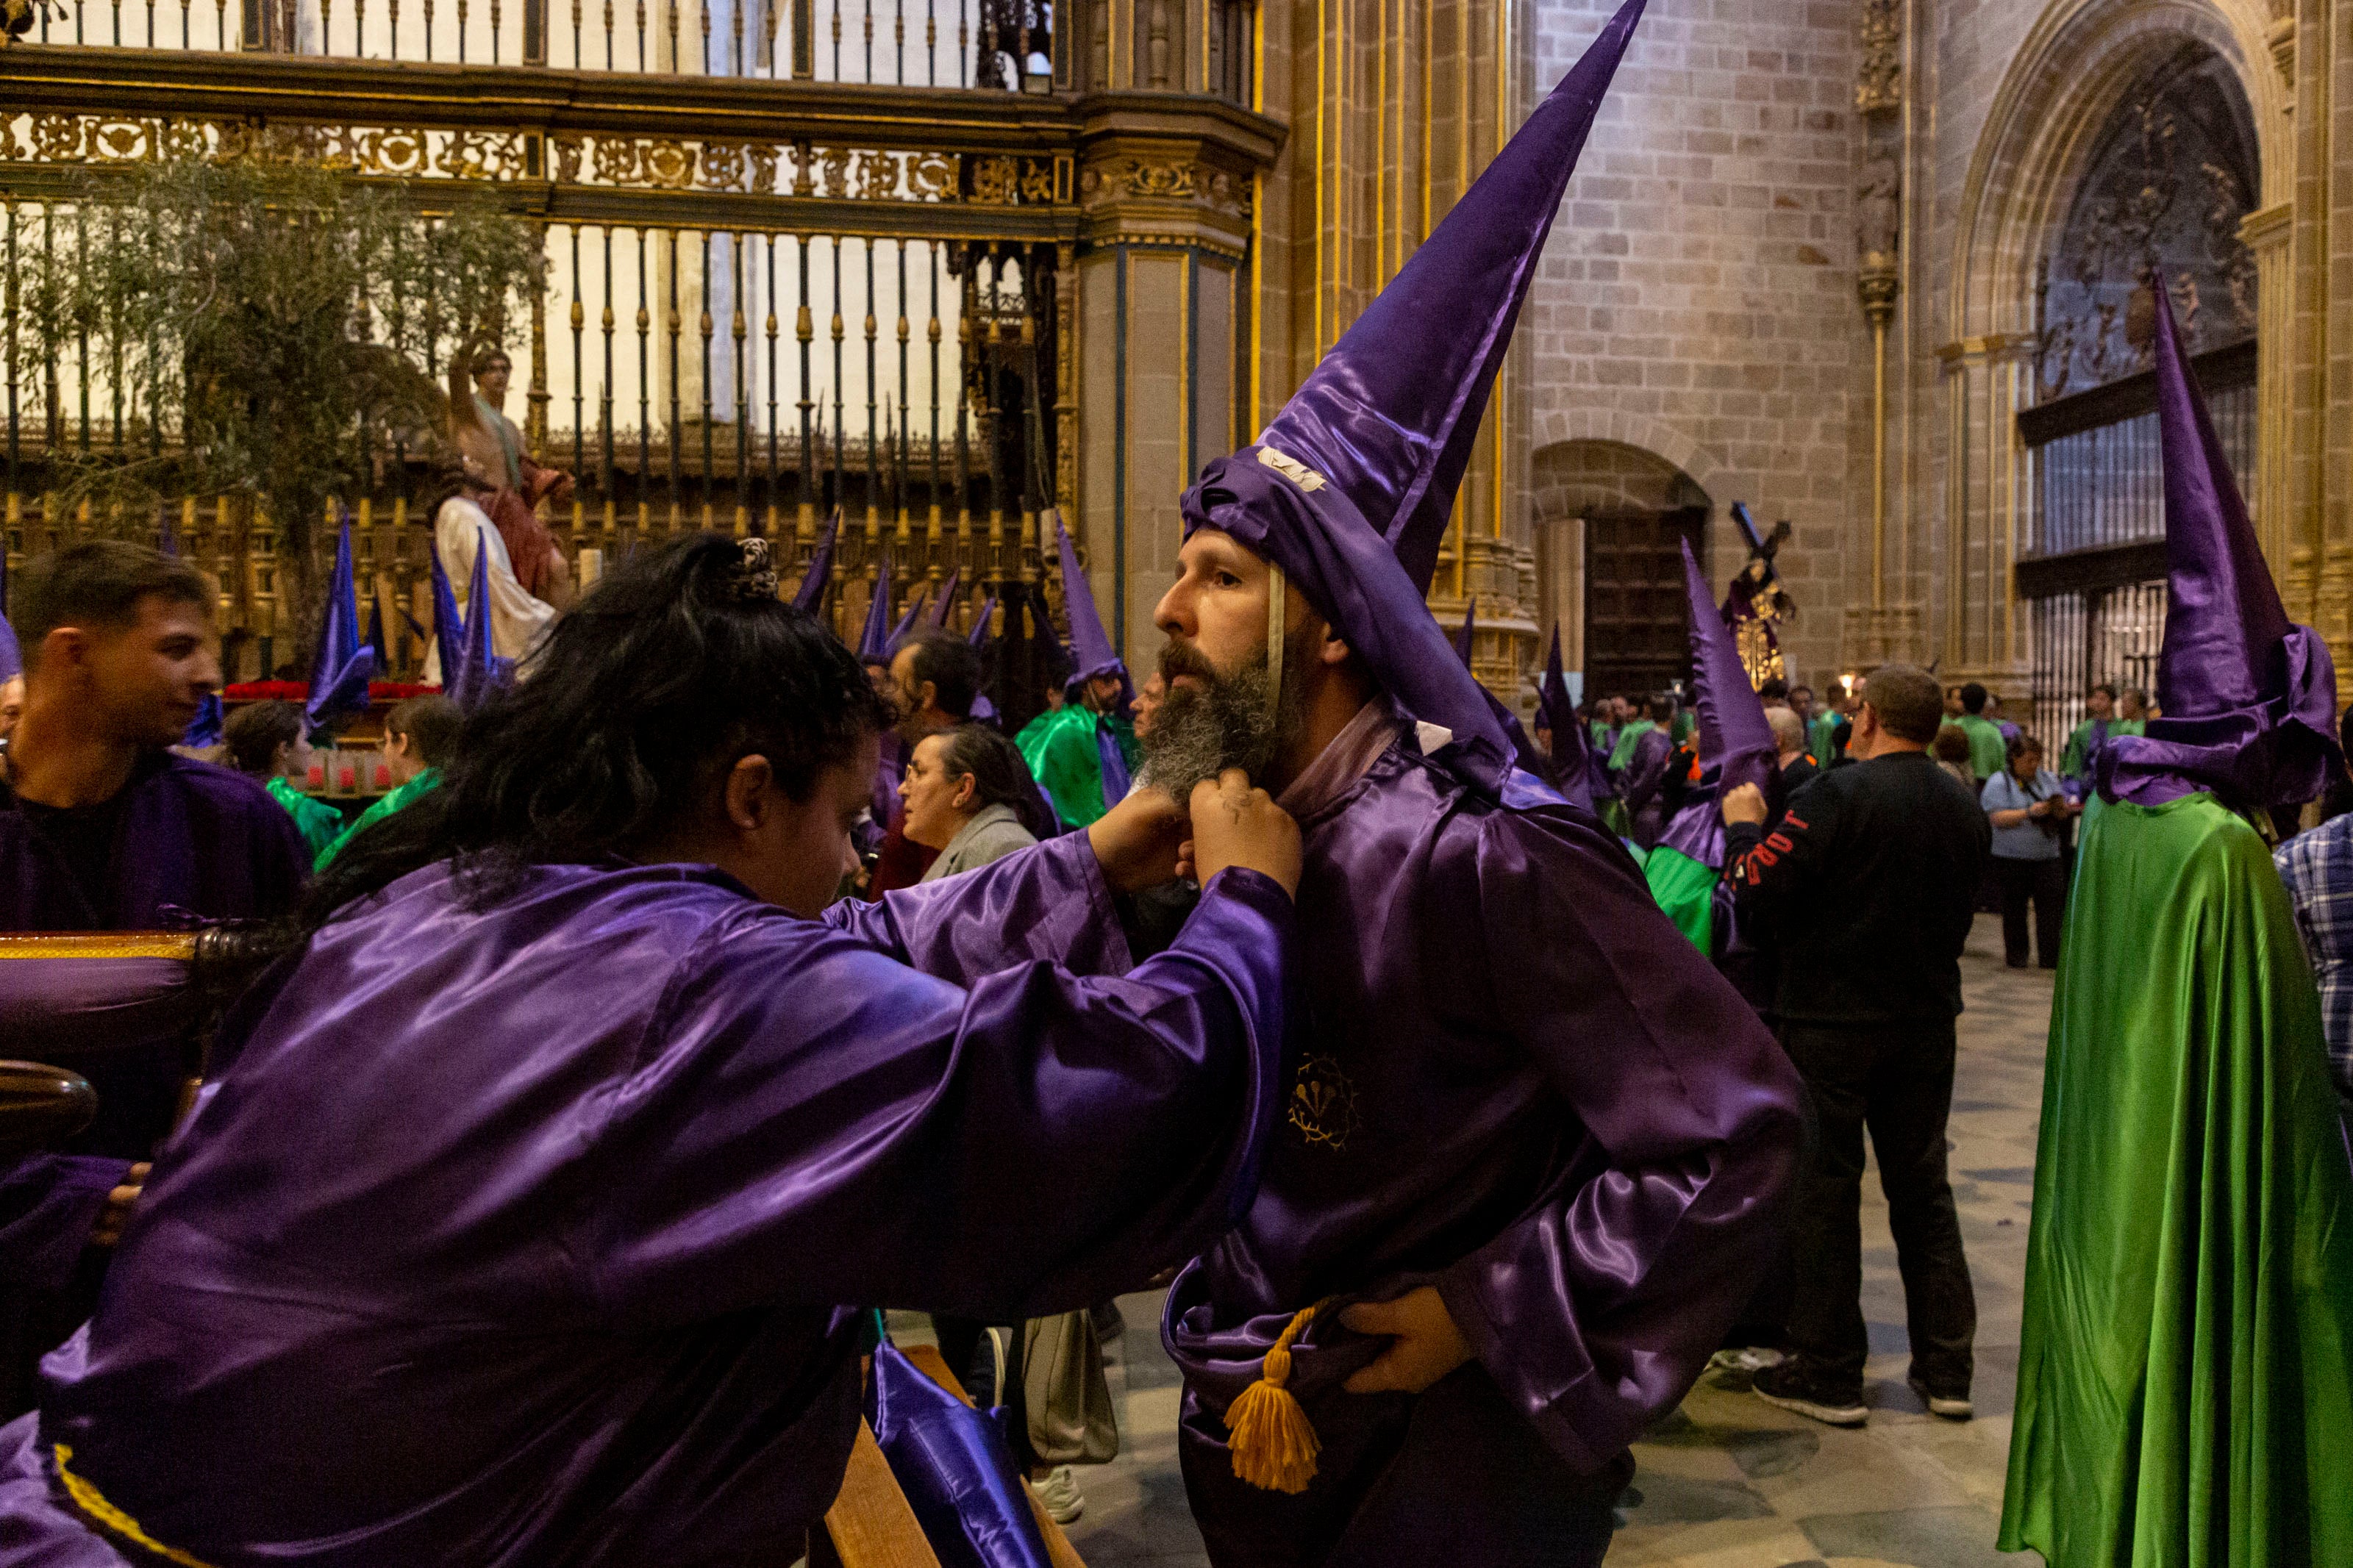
904, 723, 1057, 882
903, 722, 1093, 1516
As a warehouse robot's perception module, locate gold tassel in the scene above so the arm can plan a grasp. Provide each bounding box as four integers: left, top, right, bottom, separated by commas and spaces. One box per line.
1224, 1300, 1329, 1494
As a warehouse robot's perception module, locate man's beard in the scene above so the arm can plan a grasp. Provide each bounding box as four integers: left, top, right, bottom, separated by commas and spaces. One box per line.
1139, 630, 1310, 801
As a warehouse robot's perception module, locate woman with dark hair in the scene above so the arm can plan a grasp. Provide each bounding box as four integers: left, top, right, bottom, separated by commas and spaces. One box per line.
1982, 731, 2076, 968
0, 535, 1302, 1566
221, 698, 343, 859
904, 723, 1057, 882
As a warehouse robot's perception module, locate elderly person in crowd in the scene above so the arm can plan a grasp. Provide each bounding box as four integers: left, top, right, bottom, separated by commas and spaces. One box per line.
1766, 704, 1817, 799
1981, 733, 2075, 970
903, 723, 1056, 884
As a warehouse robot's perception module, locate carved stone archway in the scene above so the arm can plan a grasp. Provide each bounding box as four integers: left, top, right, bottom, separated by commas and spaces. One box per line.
1935, 0, 2281, 697
1530, 438, 1713, 697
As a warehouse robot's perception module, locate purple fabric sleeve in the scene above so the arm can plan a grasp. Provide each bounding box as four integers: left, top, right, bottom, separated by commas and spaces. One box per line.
826, 828, 1136, 982
0, 1155, 130, 1292
582, 864, 1289, 1325
1432, 809, 1803, 1472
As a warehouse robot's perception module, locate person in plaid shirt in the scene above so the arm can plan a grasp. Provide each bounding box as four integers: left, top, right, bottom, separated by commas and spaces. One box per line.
2271, 709, 2353, 1120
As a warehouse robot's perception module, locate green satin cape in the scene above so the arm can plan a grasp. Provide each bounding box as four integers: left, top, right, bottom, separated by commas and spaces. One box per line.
1641, 843, 1715, 958
2000, 792, 2353, 1567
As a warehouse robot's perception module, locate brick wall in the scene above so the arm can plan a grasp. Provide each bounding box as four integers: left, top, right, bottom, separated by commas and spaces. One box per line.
1524, 0, 1864, 687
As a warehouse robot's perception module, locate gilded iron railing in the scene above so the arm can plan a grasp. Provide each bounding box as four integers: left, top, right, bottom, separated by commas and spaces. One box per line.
0, 20, 1272, 679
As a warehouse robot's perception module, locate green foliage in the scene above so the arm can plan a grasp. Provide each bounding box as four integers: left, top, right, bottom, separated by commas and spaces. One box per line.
10, 156, 545, 659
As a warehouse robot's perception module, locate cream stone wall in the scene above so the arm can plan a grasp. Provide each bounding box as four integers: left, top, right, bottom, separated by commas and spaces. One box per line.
1523, 0, 1864, 690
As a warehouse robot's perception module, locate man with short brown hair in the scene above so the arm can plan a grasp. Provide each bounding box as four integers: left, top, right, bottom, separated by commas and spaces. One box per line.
1720, 662, 1990, 1428
0, 540, 310, 1417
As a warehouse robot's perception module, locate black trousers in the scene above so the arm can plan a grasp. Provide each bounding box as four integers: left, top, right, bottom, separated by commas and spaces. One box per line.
1777, 1018, 1976, 1399
1993, 854, 2065, 968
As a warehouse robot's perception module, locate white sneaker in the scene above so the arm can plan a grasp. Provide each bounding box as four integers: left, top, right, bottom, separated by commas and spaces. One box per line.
1908, 1375, 1973, 1420
1032, 1465, 1085, 1525
1707, 1347, 1784, 1375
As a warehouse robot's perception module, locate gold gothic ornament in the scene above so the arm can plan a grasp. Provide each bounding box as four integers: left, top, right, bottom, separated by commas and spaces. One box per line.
1288, 1055, 1361, 1153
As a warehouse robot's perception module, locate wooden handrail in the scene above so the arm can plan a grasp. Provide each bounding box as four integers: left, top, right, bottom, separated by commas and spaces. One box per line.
0, 931, 199, 959
818, 1419, 945, 1568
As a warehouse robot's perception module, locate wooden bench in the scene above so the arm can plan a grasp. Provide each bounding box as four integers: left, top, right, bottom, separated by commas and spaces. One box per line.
813, 1344, 1089, 1568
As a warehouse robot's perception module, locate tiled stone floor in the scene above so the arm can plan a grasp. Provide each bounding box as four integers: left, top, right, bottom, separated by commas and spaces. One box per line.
909, 914, 2054, 1567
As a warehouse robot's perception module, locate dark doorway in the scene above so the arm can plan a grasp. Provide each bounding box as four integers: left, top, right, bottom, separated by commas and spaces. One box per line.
1582, 505, 1707, 701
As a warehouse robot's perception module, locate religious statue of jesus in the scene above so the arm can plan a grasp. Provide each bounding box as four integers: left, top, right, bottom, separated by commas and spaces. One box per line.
448, 341, 576, 612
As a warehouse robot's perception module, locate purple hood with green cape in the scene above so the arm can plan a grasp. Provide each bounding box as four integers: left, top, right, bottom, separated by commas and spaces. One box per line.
2002, 279, 2353, 1568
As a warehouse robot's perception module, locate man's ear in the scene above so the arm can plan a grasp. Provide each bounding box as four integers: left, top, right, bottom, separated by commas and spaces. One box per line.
918, 681, 938, 717
37, 626, 88, 679
725, 754, 777, 833
1318, 623, 1354, 668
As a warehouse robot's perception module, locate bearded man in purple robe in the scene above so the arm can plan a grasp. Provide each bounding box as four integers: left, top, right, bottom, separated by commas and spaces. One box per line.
0, 541, 310, 1421
1129, 4, 1805, 1563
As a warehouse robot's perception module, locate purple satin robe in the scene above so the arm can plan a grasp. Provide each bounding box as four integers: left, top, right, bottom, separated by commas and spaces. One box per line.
1617, 726, 1675, 848
1163, 737, 1803, 1567
0, 751, 309, 1358
2, 837, 1290, 1566
0, 751, 309, 935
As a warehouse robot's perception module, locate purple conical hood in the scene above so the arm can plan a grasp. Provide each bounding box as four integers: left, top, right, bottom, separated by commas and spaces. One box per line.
1654, 538, 1776, 868
1454, 601, 1477, 667
0, 553, 15, 681
429, 543, 466, 698
1054, 515, 1126, 685
2099, 286, 2340, 808
928, 569, 962, 628
792, 511, 840, 612
888, 583, 926, 649
1679, 538, 1776, 793
452, 532, 510, 711
1538, 625, 1605, 812
1537, 626, 1572, 737
1257, 0, 1645, 596
967, 591, 999, 649
182, 692, 222, 750
305, 515, 376, 736
1182, 0, 1645, 793
857, 559, 896, 665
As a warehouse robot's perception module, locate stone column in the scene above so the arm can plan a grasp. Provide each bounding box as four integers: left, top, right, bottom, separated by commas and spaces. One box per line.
1071, 115, 1266, 670
2241, 201, 2296, 586
1934, 333, 2035, 698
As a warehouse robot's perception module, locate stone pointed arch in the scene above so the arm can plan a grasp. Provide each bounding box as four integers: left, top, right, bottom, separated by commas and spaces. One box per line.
1530, 407, 1732, 529
1951, 0, 2284, 343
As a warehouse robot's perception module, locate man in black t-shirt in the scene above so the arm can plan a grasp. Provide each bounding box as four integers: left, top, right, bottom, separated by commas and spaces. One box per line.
1718, 662, 1991, 1429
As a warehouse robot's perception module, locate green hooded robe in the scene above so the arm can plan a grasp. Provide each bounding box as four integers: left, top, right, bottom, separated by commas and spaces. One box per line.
1999, 792, 2353, 1567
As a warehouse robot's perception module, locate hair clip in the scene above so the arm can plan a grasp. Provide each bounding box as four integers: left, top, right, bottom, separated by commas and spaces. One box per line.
733, 537, 780, 602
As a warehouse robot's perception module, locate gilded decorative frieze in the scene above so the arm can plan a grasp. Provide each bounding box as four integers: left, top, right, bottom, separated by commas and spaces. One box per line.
4, 112, 1076, 207
4, 113, 532, 178
1077, 156, 1249, 219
